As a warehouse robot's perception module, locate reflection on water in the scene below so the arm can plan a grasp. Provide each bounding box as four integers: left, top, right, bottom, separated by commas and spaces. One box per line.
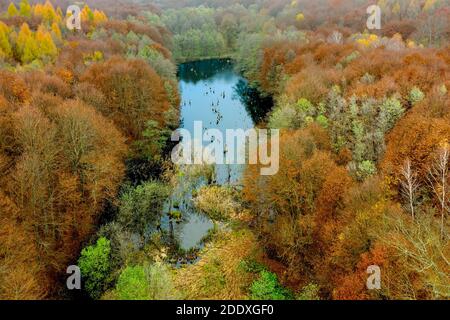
178, 59, 236, 84
167, 58, 272, 251
234, 79, 274, 125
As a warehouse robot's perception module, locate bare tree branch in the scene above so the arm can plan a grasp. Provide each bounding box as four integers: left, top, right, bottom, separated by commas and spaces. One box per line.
400, 158, 420, 220
427, 145, 450, 239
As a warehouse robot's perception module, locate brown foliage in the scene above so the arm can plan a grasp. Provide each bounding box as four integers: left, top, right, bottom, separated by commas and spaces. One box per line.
315, 166, 353, 240
383, 20, 417, 39
392, 51, 450, 97
333, 244, 391, 300
382, 113, 450, 184
244, 125, 345, 284
0, 88, 127, 298
23, 71, 73, 99
283, 65, 331, 104
80, 56, 170, 140
0, 192, 46, 299
0, 71, 30, 104
414, 85, 450, 119
101, 20, 166, 45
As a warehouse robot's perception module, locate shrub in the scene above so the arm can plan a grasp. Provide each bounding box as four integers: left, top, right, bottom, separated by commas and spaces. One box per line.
356, 160, 377, 181
201, 259, 226, 295
341, 50, 360, 66
408, 87, 425, 105
316, 114, 329, 128
145, 263, 176, 299
116, 263, 175, 300
296, 98, 313, 112
134, 120, 171, 162
297, 283, 320, 300
378, 97, 405, 132
97, 222, 138, 272
116, 265, 150, 300
78, 237, 111, 299
238, 258, 267, 274
118, 181, 171, 236
268, 103, 303, 129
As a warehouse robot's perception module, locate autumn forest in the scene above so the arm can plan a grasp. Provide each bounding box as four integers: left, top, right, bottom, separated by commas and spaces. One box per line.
0, 0, 449, 301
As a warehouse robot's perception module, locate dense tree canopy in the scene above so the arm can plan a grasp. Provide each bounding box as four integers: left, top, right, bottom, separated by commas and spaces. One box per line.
0, 0, 449, 301
0, 0, 179, 299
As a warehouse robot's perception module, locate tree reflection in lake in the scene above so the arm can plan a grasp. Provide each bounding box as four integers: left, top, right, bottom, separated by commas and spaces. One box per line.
234, 79, 273, 125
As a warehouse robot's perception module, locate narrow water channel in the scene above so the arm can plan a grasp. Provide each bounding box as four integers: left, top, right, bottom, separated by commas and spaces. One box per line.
162, 58, 272, 252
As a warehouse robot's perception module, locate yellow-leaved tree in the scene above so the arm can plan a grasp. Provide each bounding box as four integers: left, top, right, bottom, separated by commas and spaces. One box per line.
296, 12, 305, 22
42, 0, 58, 24
93, 10, 108, 26
0, 22, 12, 59
33, 3, 45, 17
81, 5, 94, 22
36, 25, 57, 62
51, 22, 62, 41
16, 23, 38, 63
7, 3, 19, 17
33, 1, 60, 24
392, 2, 401, 16
423, 0, 436, 12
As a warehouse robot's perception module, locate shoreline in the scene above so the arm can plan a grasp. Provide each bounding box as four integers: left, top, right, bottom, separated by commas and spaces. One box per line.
175, 54, 235, 65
